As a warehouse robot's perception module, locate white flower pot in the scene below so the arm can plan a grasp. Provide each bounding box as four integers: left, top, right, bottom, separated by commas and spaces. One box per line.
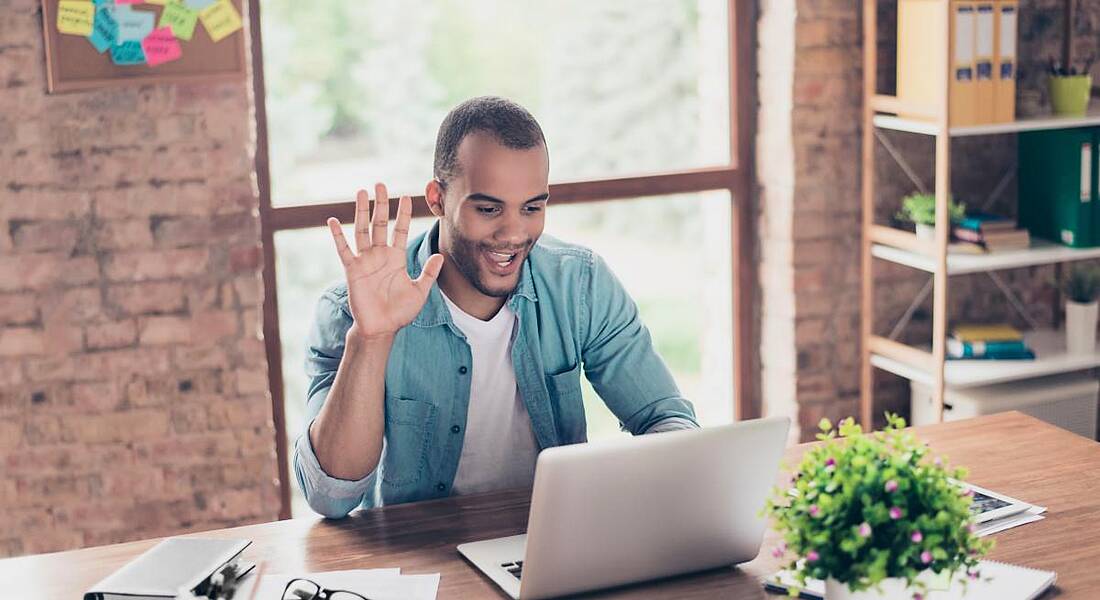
825, 576, 914, 599
915, 223, 936, 240
1065, 300, 1099, 354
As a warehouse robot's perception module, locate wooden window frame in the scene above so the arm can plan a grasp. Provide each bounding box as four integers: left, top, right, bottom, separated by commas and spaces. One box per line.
248, 0, 759, 519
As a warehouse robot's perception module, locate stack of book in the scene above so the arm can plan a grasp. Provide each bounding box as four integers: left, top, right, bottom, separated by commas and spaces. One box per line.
952, 213, 1031, 253
948, 324, 1035, 360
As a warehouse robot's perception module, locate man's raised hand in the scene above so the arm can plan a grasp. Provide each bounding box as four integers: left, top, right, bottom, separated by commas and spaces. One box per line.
327, 183, 444, 340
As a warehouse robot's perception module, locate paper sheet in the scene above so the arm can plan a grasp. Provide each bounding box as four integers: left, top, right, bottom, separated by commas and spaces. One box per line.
237, 569, 439, 600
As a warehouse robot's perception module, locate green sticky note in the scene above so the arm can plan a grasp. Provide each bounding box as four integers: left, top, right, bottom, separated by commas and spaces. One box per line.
159, 2, 198, 41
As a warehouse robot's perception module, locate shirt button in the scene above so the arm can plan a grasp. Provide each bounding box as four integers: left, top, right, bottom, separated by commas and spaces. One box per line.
436, 482, 446, 492
451, 425, 461, 433
458, 366, 468, 374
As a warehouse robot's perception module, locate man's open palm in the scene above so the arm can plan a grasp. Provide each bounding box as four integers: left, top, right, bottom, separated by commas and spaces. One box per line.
327, 184, 444, 339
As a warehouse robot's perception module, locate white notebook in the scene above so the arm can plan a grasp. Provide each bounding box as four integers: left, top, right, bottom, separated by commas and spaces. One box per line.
84, 537, 251, 600
764, 560, 1056, 599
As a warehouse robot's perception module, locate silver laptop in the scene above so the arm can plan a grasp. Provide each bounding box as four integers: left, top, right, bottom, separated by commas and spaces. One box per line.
457, 416, 790, 599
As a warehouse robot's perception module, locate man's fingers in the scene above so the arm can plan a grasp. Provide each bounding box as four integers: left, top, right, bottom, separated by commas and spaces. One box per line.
371, 182, 389, 246
354, 189, 371, 253
414, 254, 445, 294
328, 218, 355, 266
392, 195, 412, 248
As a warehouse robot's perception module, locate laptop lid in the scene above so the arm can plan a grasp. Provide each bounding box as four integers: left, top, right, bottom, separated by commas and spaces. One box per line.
518, 416, 790, 599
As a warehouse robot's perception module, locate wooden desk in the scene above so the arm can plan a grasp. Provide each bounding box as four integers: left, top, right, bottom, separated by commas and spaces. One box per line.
5, 412, 1099, 599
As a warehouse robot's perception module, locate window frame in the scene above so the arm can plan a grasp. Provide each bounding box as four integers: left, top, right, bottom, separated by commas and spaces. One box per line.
248, 0, 759, 519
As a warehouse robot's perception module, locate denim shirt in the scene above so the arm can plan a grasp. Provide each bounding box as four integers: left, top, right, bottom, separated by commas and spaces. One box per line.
294, 222, 698, 517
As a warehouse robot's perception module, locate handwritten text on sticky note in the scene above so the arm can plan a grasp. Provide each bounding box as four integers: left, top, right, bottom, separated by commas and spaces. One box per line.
110, 40, 146, 65
141, 26, 182, 67
159, 2, 198, 41
199, 0, 242, 43
57, 1, 95, 36
87, 5, 119, 52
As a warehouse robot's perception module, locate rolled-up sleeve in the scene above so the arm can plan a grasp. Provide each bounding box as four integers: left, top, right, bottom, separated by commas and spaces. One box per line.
292, 285, 378, 518
580, 253, 699, 434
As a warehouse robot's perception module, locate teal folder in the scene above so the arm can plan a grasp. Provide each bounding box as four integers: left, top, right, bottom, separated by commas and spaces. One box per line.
1019, 127, 1099, 248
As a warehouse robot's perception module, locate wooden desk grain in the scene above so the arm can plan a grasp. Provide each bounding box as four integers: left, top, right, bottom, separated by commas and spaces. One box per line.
4, 412, 1098, 599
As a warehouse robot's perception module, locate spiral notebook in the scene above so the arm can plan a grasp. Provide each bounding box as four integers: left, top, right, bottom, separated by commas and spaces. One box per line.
763, 560, 1056, 599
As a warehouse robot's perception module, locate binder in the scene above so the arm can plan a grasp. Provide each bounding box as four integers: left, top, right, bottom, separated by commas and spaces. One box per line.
897, 0, 979, 126
974, 3, 996, 123
1019, 128, 1099, 248
994, 0, 1018, 122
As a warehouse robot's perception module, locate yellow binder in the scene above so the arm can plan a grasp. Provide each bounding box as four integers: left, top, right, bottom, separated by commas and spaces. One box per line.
974, 3, 996, 124
993, 0, 1018, 122
897, 0, 978, 126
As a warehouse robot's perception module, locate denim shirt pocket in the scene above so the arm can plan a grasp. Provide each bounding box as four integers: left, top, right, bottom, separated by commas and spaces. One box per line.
546, 364, 586, 444
380, 396, 437, 487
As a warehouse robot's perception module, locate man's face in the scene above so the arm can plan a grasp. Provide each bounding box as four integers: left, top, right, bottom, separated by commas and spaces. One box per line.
436, 132, 550, 298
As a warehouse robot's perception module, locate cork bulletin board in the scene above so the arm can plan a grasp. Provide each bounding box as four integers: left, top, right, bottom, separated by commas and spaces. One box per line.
41, 0, 247, 94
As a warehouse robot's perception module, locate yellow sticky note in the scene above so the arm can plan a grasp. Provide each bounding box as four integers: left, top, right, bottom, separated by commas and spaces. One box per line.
199, 0, 241, 43
57, 0, 95, 36
145, 0, 170, 5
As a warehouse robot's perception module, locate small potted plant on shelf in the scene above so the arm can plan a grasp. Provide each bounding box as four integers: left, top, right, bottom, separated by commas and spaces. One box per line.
1048, 56, 1093, 117
895, 193, 966, 240
1063, 265, 1100, 354
765, 414, 993, 600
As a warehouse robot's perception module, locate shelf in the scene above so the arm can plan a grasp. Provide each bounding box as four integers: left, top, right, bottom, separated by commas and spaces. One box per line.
871, 329, 1100, 389
873, 110, 1100, 137
871, 239, 1100, 275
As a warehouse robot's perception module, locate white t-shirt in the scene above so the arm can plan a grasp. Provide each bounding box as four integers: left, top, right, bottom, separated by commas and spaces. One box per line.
441, 291, 540, 496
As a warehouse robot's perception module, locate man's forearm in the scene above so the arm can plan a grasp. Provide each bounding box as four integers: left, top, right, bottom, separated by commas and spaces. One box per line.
309, 325, 391, 480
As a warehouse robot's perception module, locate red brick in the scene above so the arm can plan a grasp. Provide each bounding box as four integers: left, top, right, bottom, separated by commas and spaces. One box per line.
192, 310, 239, 343
0, 190, 91, 220
139, 315, 193, 345
229, 244, 261, 272
234, 367, 269, 395
232, 274, 263, 307
64, 409, 170, 444
84, 319, 138, 350
0, 326, 44, 356
106, 281, 187, 316
0, 293, 38, 326
0, 254, 98, 292
71, 380, 123, 412
0, 420, 22, 451
105, 248, 209, 282
9, 220, 80, 254
94, 218, 154, 251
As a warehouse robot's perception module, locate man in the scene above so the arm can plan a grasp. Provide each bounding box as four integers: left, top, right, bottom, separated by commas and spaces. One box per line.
295, 96, 697, 518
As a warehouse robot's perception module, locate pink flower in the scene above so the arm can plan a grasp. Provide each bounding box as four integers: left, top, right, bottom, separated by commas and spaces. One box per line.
825, 457, 836, 467
806, 550, 820, 562
967, 523, 977, 534
961, 487, 974, 497
920, 550, 933, 564
969, 570, 980, 580
911, 530, 923, 543
809, 504, 820, 518
934, 457, 943, 467
859, 522, 872, 538
889, 507, 903, 520
885, 480, 898, 493
913, 594, 924, 600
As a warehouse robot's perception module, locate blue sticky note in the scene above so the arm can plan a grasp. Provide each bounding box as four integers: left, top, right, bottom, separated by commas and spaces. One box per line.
87, 5, 119, 53
110, 40, 146, 65
115, 6, 154, 42
93, 0, 113, 5
184, 0, 217, 9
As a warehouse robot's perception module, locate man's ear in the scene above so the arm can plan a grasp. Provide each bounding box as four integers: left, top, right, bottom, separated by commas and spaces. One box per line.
425, 180, 446, 218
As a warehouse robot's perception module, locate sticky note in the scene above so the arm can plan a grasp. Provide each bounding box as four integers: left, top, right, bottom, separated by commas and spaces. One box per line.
115, 7, 154, 42
116, 0, 143, 4
57, 1, 95, 36
86, 5, 118, 52
144, 0, 169, 5
141, 26, 182, 66
110, 40, 145, 65
184, 0, 216, 9
158, 2, 198, 40
199, 0, 241, 43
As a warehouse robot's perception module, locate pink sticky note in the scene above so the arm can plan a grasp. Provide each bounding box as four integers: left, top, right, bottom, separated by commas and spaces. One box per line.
141, 26, 181, 66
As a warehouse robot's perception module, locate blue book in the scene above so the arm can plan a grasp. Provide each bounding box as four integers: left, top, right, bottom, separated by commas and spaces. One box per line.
947, 338, 1029, 358
957, 212, 1015, 232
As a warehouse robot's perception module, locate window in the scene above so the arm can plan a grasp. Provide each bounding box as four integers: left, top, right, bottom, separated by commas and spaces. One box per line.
253, 0, 755, 518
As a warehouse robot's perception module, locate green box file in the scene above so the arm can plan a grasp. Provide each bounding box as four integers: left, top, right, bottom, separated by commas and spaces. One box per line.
1019, 127, 1100, 248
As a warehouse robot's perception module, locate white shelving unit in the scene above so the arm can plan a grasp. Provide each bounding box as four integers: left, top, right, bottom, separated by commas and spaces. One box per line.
860, 0, 1100, 427
871, 240, 1100, 275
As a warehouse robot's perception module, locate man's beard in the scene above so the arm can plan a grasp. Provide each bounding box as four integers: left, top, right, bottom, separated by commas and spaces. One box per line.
444, 221, 532, 298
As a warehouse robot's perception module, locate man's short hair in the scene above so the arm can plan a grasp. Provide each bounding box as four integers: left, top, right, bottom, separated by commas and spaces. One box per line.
433, 96, 547, 186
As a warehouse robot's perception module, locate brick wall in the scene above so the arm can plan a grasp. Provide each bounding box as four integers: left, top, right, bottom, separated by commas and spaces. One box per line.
759, 0, 1100, 441
0, 0, 279, 557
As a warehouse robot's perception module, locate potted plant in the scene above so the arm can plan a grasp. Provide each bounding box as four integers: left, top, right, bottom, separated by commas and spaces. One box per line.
1063, 265, 1100, 354
765, 414, 993, 600
1048, 0, 1093, 117
895, 193, 966, 240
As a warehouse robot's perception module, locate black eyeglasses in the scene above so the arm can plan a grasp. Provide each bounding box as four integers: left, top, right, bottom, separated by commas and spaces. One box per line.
282, 578, 372, 600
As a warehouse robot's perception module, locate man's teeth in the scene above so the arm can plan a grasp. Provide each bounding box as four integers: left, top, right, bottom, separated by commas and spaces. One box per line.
487, 251, 517, 267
